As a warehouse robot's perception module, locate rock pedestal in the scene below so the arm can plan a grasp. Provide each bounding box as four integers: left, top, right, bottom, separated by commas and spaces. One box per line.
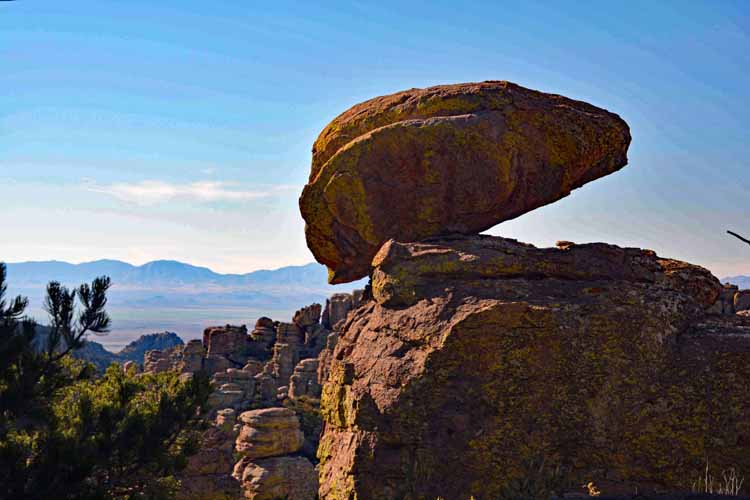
317, 235, 750, 499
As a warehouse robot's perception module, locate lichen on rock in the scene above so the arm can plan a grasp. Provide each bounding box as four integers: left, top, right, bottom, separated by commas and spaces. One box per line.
300, 81, 631, 283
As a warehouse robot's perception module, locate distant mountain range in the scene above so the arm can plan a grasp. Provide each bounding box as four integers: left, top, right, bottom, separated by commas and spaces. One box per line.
723, 276, 750, 289
34, 325, 184, 371
6, 259, 365, 351
6, 259, 347, 290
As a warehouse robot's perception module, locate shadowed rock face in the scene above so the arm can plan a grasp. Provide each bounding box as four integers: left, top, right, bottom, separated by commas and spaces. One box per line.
300, 81, 631, 283
317, 235, 750, 500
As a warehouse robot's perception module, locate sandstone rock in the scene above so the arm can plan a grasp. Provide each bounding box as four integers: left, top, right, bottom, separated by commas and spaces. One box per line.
276, 322, 303, 346
293, 303, 322, 328
242, 360, 264, 375
177, 409, 241, 500
708, 283, 740, 315
249, 317, 276, 352
179, 339, 205, 373
269, 342, 298, 386
235, 407, 304, 459
317, 235, 749, 500
288, 358, 321, 400
254, 373, 278, 402
316, 331, 339, 385
143, 349, 174, 373
300, 81, 631, 283
204, 354, 235, 375
735, 289, 750, 312
207, 385, 245, 410
232, 455, 317, 500
276, 385, 288, 401
371, 236, 721, 309
351, 288, 365, 308
204, 325, 248, 357
323, 293, 354, 330
215, 408, 238, 430
298, 323, 329, 360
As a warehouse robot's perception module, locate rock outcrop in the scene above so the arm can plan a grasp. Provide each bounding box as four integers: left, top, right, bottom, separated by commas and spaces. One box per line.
177, 409, 241, 500
288, 358, 321, 400
235, 407, 305, 459
118, 331, 184, 363
233, 408, 317, 500
300, 81, 631, 283
707, 283, 740, 315
735, 289, 750, 312
317, 235, 750, 499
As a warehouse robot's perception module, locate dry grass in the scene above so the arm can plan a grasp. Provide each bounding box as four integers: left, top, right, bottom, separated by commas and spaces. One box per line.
692, 463, 745, 496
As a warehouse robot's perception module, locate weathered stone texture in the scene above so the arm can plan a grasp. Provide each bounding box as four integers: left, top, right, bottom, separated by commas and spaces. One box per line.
235, 407, 305, 460
301, 81, 631, 283
317, 235, 750, 500
288, 358, 322, 400
232, 455, 317, 500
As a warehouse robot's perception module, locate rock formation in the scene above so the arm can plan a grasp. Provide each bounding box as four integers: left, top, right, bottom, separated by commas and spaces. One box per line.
735, 289, 750, 312
288, 358, 321, 400
707, 283, 740, 315
177, 409, 241, 500
233, 408, 317, 500
143, 347, 182, 373
118, 331, 184, 363
300, 80, 631, 283
297, 83, 750, 498
317, 236, 750, 499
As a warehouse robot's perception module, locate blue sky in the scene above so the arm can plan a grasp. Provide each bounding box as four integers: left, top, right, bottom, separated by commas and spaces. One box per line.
1, 0, 748, 277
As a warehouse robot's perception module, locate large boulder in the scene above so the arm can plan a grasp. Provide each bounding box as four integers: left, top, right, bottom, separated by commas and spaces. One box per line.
235, 407, 304, 460
317, 235, 750, 499
300, 81, 631, 283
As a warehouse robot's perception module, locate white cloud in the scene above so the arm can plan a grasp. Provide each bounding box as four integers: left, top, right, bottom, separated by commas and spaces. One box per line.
87, 180, 292, 206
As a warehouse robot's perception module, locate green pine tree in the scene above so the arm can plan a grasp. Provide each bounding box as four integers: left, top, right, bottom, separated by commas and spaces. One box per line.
0, 263, 210, 500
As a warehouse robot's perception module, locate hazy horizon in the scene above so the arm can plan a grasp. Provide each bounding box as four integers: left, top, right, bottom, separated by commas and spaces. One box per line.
2, 1, 748, 277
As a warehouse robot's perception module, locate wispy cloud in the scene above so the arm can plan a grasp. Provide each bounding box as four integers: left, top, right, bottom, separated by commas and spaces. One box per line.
86, 180, 294, 206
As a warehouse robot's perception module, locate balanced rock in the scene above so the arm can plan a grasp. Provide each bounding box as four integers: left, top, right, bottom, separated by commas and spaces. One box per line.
317, 235, 749, 499
300, 81, 631, 283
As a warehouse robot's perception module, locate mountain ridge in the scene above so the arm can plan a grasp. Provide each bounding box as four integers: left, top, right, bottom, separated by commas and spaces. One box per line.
723, 275, 750, 289
5, 259, 366, 351
5, 259, 335, 288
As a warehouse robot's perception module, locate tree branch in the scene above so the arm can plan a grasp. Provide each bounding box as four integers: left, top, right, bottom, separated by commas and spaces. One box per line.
728, 230, 750, 246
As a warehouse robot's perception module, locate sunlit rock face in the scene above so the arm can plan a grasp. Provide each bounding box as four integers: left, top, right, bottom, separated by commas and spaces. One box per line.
317, 235, 750, 499
300, 81, 631, 283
